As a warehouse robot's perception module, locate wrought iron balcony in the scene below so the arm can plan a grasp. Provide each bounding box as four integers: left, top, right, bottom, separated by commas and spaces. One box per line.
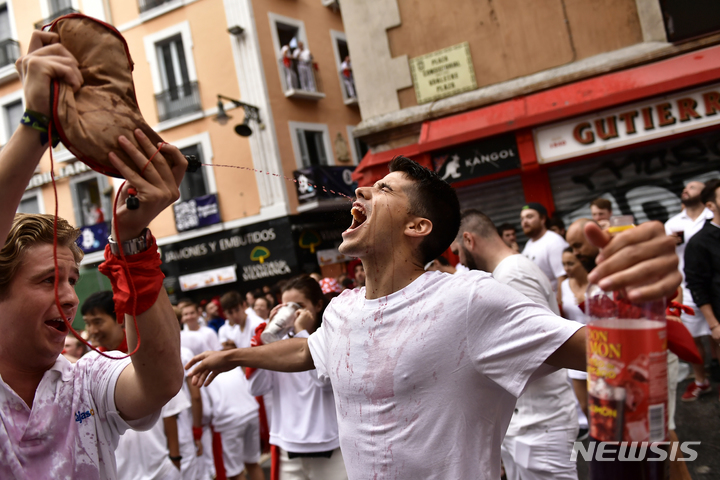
0, 39, 20, 69
138, 0, 176, 14
34, 5, 79, 30
155, 81, 202, 122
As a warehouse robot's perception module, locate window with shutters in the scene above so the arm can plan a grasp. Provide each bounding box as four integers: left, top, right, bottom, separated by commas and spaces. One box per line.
143, 22, 201, 123
289, 122, 334, 169
0, 89, 22, 145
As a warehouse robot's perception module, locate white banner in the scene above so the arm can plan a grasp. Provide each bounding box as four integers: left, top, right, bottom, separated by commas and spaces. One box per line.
534, 83, 720, 164
179, 265, 237, 292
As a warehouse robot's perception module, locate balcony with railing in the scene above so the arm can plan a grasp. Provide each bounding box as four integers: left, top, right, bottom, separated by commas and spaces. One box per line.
0, 39, 20, 69
279, 58, 325, 101
138, 0, 176, 14
34, 0, 79, 30
155, 81, 202, 123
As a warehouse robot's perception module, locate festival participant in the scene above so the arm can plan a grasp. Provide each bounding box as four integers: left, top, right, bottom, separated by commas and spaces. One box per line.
247, 275, 346, 480
63, 333, 87, 362
187, 157, 680, 480
219, 291, 263, 350
83, 290, 127, 352
0, 30, 186, 478
253, 297, 271, 321
452, 210, 579, 480
180, 300, 222, 354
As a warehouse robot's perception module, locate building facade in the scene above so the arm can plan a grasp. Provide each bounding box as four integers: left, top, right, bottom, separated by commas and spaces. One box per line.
343, 0, 720, 248
10, 0, 362, 326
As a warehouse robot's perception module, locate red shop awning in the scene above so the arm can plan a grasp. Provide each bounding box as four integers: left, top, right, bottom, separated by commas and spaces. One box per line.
353, 44, 720, 186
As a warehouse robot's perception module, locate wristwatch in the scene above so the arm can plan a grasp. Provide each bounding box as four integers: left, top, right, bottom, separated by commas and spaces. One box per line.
108, 228, 152, 256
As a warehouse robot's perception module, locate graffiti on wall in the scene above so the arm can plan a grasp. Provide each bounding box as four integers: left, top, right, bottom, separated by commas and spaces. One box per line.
550, 131, 720, 226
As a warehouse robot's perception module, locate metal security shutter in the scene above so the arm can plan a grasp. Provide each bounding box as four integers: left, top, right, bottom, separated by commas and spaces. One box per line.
548, 128, 720, 227
455, 174, 528, 245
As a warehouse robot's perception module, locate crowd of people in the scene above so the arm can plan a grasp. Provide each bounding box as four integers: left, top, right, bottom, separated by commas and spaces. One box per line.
1, 29, 711, 480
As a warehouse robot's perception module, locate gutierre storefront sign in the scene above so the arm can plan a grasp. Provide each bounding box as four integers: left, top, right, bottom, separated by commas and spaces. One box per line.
534, 83, 720, 164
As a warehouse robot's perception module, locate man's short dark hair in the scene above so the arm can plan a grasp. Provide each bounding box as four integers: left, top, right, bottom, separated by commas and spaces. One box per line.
547, 217, 565, 230
220, 291, 245, 312
496, 223, 516, 236
459, 209, 499, 240
590, 198, 612, 211
701, 179, 720, 204
81, 290, 115, 318
389, 156, 461, 264
177, 298, 197, 310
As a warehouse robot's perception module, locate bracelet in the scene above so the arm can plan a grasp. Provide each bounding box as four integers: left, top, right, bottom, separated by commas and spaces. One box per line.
169, 455, 182, 462
192, 426, 203, 441
20, 110, 60, 147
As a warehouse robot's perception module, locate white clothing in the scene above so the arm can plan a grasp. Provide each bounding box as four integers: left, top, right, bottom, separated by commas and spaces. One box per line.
293, 47, 313, 63
181, 325, 221, 356
492, 255, 578, 438
560, 279, 587, 325
307, 270, 582, 480
218, 317, 263, 349
522, 230, 569, 291
220, 416, 261, 476
665, 208, 714, 337
501, 425, 579, 480
207, 368, 258, 433
0, 352, 157, 479
179, 348, 199, 480
560, 279, 589, 381
248, 330, 340, 454
116, 388, 191, 480
279, 447, 348, 480
181, 327, 218, 480
245, 307, 265, 326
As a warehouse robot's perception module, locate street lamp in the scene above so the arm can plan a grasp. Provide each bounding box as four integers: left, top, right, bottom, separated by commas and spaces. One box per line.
214, 94, 262, 137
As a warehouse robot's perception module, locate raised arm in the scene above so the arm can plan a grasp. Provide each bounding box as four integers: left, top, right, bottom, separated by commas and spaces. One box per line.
186, 338, 315, 387
0, 31, 82, 239
110, 133, 188, 421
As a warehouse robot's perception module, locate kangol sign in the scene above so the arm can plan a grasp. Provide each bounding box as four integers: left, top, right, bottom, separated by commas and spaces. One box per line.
534, 84, 720, 164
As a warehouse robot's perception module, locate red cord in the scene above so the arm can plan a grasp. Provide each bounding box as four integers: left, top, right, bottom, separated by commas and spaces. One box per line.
50, 119, 167, 360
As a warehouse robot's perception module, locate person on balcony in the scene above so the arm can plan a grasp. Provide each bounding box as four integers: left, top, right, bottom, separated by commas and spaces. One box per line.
281, 45, 298, 91
293, 41, 316, 92
340, 56, 355, 99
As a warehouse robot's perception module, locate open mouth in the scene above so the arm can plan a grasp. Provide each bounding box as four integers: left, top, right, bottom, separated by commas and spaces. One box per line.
349, 206, 367, 231
45, 318, 69, 334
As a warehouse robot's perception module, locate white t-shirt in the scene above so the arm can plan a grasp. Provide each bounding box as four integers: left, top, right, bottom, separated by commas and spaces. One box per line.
492, 255, 578, 436
0, 352, 158, 479
178, 347, 199, 479
218, 317, 264, 349
307, 271, 581, 480
207, 368, 259, 434
116, 387, 191, 480
248, 330, 340, 453
665, 207, 714, 320
181, 325, 221, 356
245, 307, 265, 326
522, 230, 569, 291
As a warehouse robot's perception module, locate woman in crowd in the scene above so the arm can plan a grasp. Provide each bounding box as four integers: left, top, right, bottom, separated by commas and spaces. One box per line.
247, 275, 346, 480
558, 247, 590, 435
253, 296, 271, 321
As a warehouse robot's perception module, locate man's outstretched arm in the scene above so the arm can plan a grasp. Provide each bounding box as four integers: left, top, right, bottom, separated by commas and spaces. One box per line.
545, 327, 586, 372
185, 338, 315, 387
